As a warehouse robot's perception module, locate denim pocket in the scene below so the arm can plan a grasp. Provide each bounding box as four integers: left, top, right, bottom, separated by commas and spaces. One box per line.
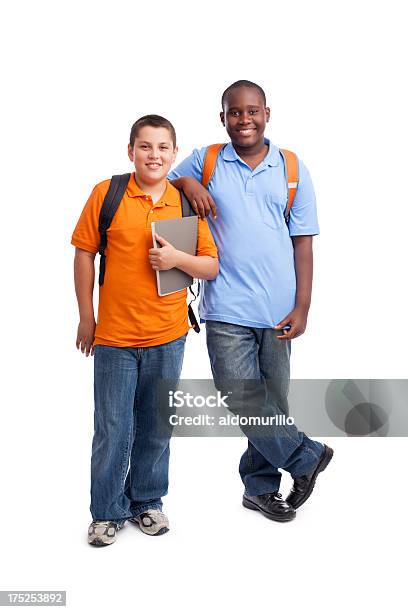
262, 196, 285, 230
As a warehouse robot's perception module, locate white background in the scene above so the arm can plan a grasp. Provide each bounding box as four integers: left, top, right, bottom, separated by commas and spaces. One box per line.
1, 0, 407, 610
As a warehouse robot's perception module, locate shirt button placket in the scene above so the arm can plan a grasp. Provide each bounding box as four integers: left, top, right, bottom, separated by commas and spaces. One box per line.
147, 204, 154, 228
246, 175, 254, 197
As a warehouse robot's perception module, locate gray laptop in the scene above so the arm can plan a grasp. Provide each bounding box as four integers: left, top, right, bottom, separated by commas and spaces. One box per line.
151, 215, 198, 296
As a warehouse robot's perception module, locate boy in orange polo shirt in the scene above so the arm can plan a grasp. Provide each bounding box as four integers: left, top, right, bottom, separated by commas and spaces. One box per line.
71, 115, 218, 546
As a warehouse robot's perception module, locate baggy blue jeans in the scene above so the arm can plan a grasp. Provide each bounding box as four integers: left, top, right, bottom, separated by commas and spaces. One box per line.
90, 334, 186, 524
206, 321, 324, 496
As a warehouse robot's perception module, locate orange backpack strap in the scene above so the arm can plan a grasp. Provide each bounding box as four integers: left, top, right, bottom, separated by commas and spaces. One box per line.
202, 143, 225, 188
280, 148, 299, 223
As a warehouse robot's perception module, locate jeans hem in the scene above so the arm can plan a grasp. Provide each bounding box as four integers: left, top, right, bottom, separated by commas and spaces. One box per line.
290, 444, 325, 478
130, 502, 163, 518
244, 487, 279, 497
91, 516, 131, 526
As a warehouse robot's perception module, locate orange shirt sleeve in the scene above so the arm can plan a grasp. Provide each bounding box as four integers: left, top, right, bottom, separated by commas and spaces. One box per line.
196, 218, 218, 258
71, 181, 110, 253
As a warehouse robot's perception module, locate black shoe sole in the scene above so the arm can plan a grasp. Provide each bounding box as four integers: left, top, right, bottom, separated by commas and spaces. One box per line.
242, 497, 296, 522
88, 538, 115, 547
152, 527, 169, 536
289, 445, 334, 510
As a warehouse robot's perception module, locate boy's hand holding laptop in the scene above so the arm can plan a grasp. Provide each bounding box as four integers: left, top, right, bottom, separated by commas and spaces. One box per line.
149, 216, 218, 297
149, 234, 181, 271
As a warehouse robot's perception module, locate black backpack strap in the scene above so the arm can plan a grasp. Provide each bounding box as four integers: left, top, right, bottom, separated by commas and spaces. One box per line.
98, 173, 131, 286
188, 284, 201, 333
188, 303, 200, 333
181, 191, 196, 217
180, 190, 200, 332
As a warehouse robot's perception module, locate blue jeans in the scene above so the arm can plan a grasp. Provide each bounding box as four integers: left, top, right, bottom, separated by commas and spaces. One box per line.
90, 334, 186, 524
206, 321, 324, 496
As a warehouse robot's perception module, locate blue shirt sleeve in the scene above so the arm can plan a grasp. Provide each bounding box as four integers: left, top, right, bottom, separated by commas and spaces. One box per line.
288, 159, 320, 237
168, 147, 207, 182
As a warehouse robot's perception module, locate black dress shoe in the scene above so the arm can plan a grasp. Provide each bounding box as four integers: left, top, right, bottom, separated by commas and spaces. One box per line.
242, 492, 296, 522
286, 444, 334, 509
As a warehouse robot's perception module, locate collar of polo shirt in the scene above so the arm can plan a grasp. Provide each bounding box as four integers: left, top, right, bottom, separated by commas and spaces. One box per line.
222, 138, 280, 167
126, 173, 181, 208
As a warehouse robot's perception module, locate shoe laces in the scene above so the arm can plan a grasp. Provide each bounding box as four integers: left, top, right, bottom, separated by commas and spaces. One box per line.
91, 520, 122, 530
145, 509, 165, 517
266, 492, 283, 502
141, 509, 167, 523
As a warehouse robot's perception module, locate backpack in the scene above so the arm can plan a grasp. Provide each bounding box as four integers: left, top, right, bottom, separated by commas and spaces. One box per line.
97, 173, 200, 332
201, 144, 299, 223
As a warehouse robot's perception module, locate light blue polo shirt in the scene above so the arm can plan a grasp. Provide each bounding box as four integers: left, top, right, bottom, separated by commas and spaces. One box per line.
168, 139, 319, 328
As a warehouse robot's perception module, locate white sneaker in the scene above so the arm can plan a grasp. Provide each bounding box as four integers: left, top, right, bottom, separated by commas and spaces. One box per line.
129, 510, 169, 536
87, 520, 123, 546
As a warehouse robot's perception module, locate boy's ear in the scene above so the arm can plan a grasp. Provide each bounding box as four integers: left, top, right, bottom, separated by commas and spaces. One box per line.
172, 146, 178, 163
265, 107, 271, 122
220, 111, 225, 126
128, 143, 134, 162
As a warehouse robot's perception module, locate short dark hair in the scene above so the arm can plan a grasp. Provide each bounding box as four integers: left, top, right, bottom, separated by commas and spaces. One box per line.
129, 114, 177, 148
221, 80, 266, 109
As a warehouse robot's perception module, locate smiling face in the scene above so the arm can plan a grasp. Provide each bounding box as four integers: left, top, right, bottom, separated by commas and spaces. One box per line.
220, 86, 270, 151
127, 126, 177, 186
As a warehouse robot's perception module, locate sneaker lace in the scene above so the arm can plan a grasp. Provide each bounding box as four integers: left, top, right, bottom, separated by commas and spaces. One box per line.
145, 509, 166, 520
92, 520, 122, 530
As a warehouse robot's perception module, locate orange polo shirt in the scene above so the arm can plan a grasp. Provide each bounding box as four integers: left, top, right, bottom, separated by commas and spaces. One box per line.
71, 174, 218, 347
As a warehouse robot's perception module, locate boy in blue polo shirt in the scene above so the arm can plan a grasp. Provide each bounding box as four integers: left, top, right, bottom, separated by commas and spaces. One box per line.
169, 80, 333, 522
